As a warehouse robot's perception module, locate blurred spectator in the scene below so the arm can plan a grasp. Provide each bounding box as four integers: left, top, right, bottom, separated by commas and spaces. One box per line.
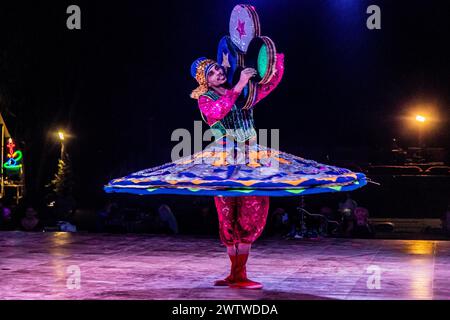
268, 208, 290, 236
338, 193, 358, 236
352, 207, 374, 238
3, 207, 12, 224
96, 201, 119, 232
0, 202, 4, 229
96, 203, 109, 232
158, 204, 178, 234
107, 204, 127, 233
20, 207, 43, 232
354, 207, 369, 226
286, 208, 304, 239
0, 204, 14, 231
338, 193, 358, 214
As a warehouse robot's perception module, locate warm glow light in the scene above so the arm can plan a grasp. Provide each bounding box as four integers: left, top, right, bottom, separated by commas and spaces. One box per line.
406, 242, 434, 298
407, 241, 434, 255
58, 131, 65, 141
415, 115, 426, 123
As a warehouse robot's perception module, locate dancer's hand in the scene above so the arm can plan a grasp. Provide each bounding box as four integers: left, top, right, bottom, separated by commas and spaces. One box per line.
240, 68, 257, 83
233, 68, 257, 93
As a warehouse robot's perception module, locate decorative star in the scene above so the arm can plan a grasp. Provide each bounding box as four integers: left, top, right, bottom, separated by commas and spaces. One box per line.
236, 19, 246, 39
221, 52, 231, 69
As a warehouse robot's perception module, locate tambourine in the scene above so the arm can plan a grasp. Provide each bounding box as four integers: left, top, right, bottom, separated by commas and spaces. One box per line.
245, 36, 277, 85
229, 4, 261, 53
243, 80, 258, 110
217, 36, 244, 86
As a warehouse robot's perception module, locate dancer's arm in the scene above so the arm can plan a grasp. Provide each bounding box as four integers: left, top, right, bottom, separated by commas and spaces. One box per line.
253, 53, 285, 105
198, 69, 255, 124
198, 90, 240, 125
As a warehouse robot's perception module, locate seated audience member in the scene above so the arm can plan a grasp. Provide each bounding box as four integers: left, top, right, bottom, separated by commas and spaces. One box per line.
352, 207, 374, 238
21, 207, 43, 232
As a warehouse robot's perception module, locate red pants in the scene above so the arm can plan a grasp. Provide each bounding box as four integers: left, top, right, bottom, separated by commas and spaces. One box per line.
214, 196, 270, 246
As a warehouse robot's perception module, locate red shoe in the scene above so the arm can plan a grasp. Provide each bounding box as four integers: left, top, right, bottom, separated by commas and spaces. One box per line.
230, 278, 263, 289
229, 254, 263, 290
213, 275, 234, 286
214, 254, 236, 286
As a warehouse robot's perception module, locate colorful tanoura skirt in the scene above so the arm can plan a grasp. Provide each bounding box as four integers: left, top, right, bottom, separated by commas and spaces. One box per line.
104, 137, 367, 197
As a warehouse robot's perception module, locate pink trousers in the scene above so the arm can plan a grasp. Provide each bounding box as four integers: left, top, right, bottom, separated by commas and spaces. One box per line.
214, 196, 270, 246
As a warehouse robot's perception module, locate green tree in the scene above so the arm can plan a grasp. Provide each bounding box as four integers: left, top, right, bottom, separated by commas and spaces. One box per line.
49, 152, 74, 197
46, 152, 76, 222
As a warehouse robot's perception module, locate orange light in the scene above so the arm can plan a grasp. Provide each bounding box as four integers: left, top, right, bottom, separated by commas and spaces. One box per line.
415, 115, 426, 123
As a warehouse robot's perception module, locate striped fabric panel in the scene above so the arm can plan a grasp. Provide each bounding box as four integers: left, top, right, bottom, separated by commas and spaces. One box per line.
204, 90, 256, 142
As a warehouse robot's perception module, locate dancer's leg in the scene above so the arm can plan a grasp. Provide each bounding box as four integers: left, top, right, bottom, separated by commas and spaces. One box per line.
232, 196, 270, 289
214, 196, 237, 246
236, 196, 270, 244
213, 196, 238, 286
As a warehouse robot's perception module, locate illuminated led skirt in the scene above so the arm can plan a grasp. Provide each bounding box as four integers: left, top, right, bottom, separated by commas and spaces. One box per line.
104, 138, 367, 197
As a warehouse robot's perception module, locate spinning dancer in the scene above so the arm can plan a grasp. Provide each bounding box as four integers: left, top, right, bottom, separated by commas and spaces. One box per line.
190, 54, 284, 289
105, 4, 367, 290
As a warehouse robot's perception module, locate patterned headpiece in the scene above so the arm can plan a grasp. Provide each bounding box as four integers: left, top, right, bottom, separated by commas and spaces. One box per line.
190, 57, 217, 99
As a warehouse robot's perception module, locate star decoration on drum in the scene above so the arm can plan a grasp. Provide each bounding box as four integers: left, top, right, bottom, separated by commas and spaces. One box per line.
217, 36, 243, 86
236, 20, 246, 39
229, 4, 261, 53
221, 52, 231, 69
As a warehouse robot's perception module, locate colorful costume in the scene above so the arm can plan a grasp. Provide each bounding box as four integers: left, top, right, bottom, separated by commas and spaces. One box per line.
104, 54, 366, 289
104, 4, 367, 290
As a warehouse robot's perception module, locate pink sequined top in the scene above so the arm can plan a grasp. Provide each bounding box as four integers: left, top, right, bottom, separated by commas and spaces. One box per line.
198, 53, 285, 125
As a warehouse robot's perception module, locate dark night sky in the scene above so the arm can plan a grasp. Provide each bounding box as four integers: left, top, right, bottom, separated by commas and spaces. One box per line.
0, 0, 449, 206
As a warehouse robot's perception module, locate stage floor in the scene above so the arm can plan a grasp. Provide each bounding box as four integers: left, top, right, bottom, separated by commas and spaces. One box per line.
0, 231, 449, 300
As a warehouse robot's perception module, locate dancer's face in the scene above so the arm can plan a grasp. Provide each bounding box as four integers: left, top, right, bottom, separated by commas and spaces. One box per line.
207, 64, 227, 87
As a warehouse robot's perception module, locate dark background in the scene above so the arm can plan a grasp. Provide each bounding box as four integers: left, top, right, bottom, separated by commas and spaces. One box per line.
0, 0, 448, 213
